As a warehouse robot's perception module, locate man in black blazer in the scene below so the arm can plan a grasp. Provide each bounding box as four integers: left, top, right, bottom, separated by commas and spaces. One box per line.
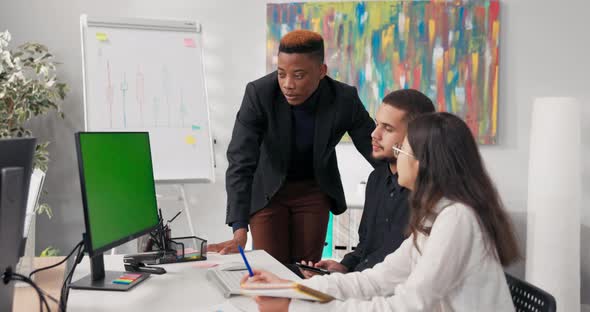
208, 30, 378, 264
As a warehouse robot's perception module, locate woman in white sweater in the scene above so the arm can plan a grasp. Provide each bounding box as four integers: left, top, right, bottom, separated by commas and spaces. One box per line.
246, 112, 520, 311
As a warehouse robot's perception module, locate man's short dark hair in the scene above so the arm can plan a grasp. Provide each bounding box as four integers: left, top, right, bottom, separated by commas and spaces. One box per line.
382, 89, 436, 122
278, 30, 324, 64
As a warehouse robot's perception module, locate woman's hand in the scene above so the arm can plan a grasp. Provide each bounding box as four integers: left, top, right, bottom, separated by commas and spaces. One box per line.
254, 296, 291, 312
240, 270, 293, 311
240, 269, 291, 285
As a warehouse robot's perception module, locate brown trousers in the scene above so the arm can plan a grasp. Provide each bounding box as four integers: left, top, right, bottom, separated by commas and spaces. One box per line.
250, 180, 331, 264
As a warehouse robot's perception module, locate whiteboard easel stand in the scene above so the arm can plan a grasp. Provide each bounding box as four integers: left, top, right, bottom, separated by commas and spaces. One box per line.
178, 184, 196, 238
80, 14, 215, 254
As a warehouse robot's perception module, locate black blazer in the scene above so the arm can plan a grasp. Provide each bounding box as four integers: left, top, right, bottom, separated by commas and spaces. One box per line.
225, 71, 378, 225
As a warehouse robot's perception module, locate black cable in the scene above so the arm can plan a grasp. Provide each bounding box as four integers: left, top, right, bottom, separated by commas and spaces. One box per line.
13, 273, 51, 312
58, 246, 80, 312
58, 243, 85, 312
39, 287, 60, 305
2, 267, 50, 312
29, 240, 84, 279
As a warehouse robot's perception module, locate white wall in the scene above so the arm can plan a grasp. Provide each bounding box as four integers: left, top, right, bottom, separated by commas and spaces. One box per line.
1, 0, 588, 303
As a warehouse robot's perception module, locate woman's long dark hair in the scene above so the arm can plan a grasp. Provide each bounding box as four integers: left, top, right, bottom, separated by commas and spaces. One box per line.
407, 112, 520, 266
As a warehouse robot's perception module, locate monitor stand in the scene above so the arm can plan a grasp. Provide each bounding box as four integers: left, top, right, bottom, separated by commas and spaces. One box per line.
69, 253, 149, 291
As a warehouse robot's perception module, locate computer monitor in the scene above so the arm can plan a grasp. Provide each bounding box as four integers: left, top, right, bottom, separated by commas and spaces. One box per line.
0, 137, 36, 312
0, 137, 36, 258
70, 132, 160, 291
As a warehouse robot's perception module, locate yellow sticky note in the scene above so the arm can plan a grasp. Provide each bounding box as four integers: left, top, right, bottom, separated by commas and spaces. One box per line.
96, 32, 108, 42
184, 135, 196, 145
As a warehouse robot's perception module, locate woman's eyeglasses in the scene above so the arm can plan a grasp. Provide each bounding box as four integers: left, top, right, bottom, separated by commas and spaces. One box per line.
392, 143, 415, 158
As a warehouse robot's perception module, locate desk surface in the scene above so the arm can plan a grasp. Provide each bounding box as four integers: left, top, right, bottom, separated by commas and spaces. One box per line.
13, 257, 66, 312
67, 250, 300, 312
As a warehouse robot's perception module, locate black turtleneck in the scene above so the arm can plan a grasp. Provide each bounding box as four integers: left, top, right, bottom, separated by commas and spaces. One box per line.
286, 82, 322, 181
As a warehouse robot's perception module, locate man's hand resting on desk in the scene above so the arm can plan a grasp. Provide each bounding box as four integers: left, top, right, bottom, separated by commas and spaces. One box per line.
207, 228, 247, 254
299, 260, 348, 279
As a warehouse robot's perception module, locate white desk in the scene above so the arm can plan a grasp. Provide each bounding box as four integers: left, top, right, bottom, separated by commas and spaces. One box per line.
67, 250, 300, 311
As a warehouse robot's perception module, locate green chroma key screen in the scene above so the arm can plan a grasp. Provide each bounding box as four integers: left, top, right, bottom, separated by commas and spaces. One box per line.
77, 132, 159, 252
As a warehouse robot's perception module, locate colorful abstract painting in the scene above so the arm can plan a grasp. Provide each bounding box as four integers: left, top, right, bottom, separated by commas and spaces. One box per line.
267, 1, 500, 144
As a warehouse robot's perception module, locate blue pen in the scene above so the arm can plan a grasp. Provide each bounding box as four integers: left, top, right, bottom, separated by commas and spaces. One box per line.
238, 245, 254, 277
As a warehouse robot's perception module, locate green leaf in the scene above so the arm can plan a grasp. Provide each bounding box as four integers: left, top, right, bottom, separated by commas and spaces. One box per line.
36, 203, 53, 218
40, 246, 60, 257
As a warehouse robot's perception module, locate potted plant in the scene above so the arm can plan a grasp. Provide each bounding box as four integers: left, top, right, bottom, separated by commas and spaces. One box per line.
0, 30, 68, 262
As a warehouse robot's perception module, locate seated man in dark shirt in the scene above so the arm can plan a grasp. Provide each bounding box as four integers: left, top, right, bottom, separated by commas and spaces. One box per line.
300, 89, 435, 276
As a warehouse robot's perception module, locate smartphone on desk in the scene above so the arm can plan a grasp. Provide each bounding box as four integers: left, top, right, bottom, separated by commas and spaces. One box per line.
295, 262, 331, 275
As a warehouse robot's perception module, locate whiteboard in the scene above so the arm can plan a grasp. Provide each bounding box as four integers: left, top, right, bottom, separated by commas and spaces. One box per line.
80, 15, 214, 183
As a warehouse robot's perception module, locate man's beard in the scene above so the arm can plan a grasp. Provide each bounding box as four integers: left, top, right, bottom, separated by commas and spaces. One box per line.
373, 153, 397, 165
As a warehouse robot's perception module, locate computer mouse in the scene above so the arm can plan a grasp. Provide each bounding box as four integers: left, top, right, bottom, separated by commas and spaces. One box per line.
217, 262, 248, 271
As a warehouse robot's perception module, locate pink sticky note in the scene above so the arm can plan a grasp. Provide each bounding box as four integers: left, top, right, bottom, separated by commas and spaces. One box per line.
192, 262, 219, 268
122, 273, 142, 278
184, 38, 196, 48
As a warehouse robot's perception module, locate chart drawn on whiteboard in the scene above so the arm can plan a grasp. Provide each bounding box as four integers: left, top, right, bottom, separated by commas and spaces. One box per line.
99, 58, 193, 129
120, 72, 128, 127
81, 15, 214, 182
136, 65, 145, 127
106, 60, 114, 128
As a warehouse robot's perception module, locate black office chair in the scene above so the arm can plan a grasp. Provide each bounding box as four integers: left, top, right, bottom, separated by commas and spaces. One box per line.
505, 273, 556, 312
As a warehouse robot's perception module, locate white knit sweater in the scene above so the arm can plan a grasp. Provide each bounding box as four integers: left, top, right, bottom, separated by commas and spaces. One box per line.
290, 199, 515, 312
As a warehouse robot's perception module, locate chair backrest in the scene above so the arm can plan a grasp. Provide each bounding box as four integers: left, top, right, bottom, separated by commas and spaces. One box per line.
505, 273, 556, 312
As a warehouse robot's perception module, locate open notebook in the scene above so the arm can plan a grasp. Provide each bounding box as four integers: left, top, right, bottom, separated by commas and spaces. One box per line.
206, 269, 334, 302
240, 282, 334, 303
